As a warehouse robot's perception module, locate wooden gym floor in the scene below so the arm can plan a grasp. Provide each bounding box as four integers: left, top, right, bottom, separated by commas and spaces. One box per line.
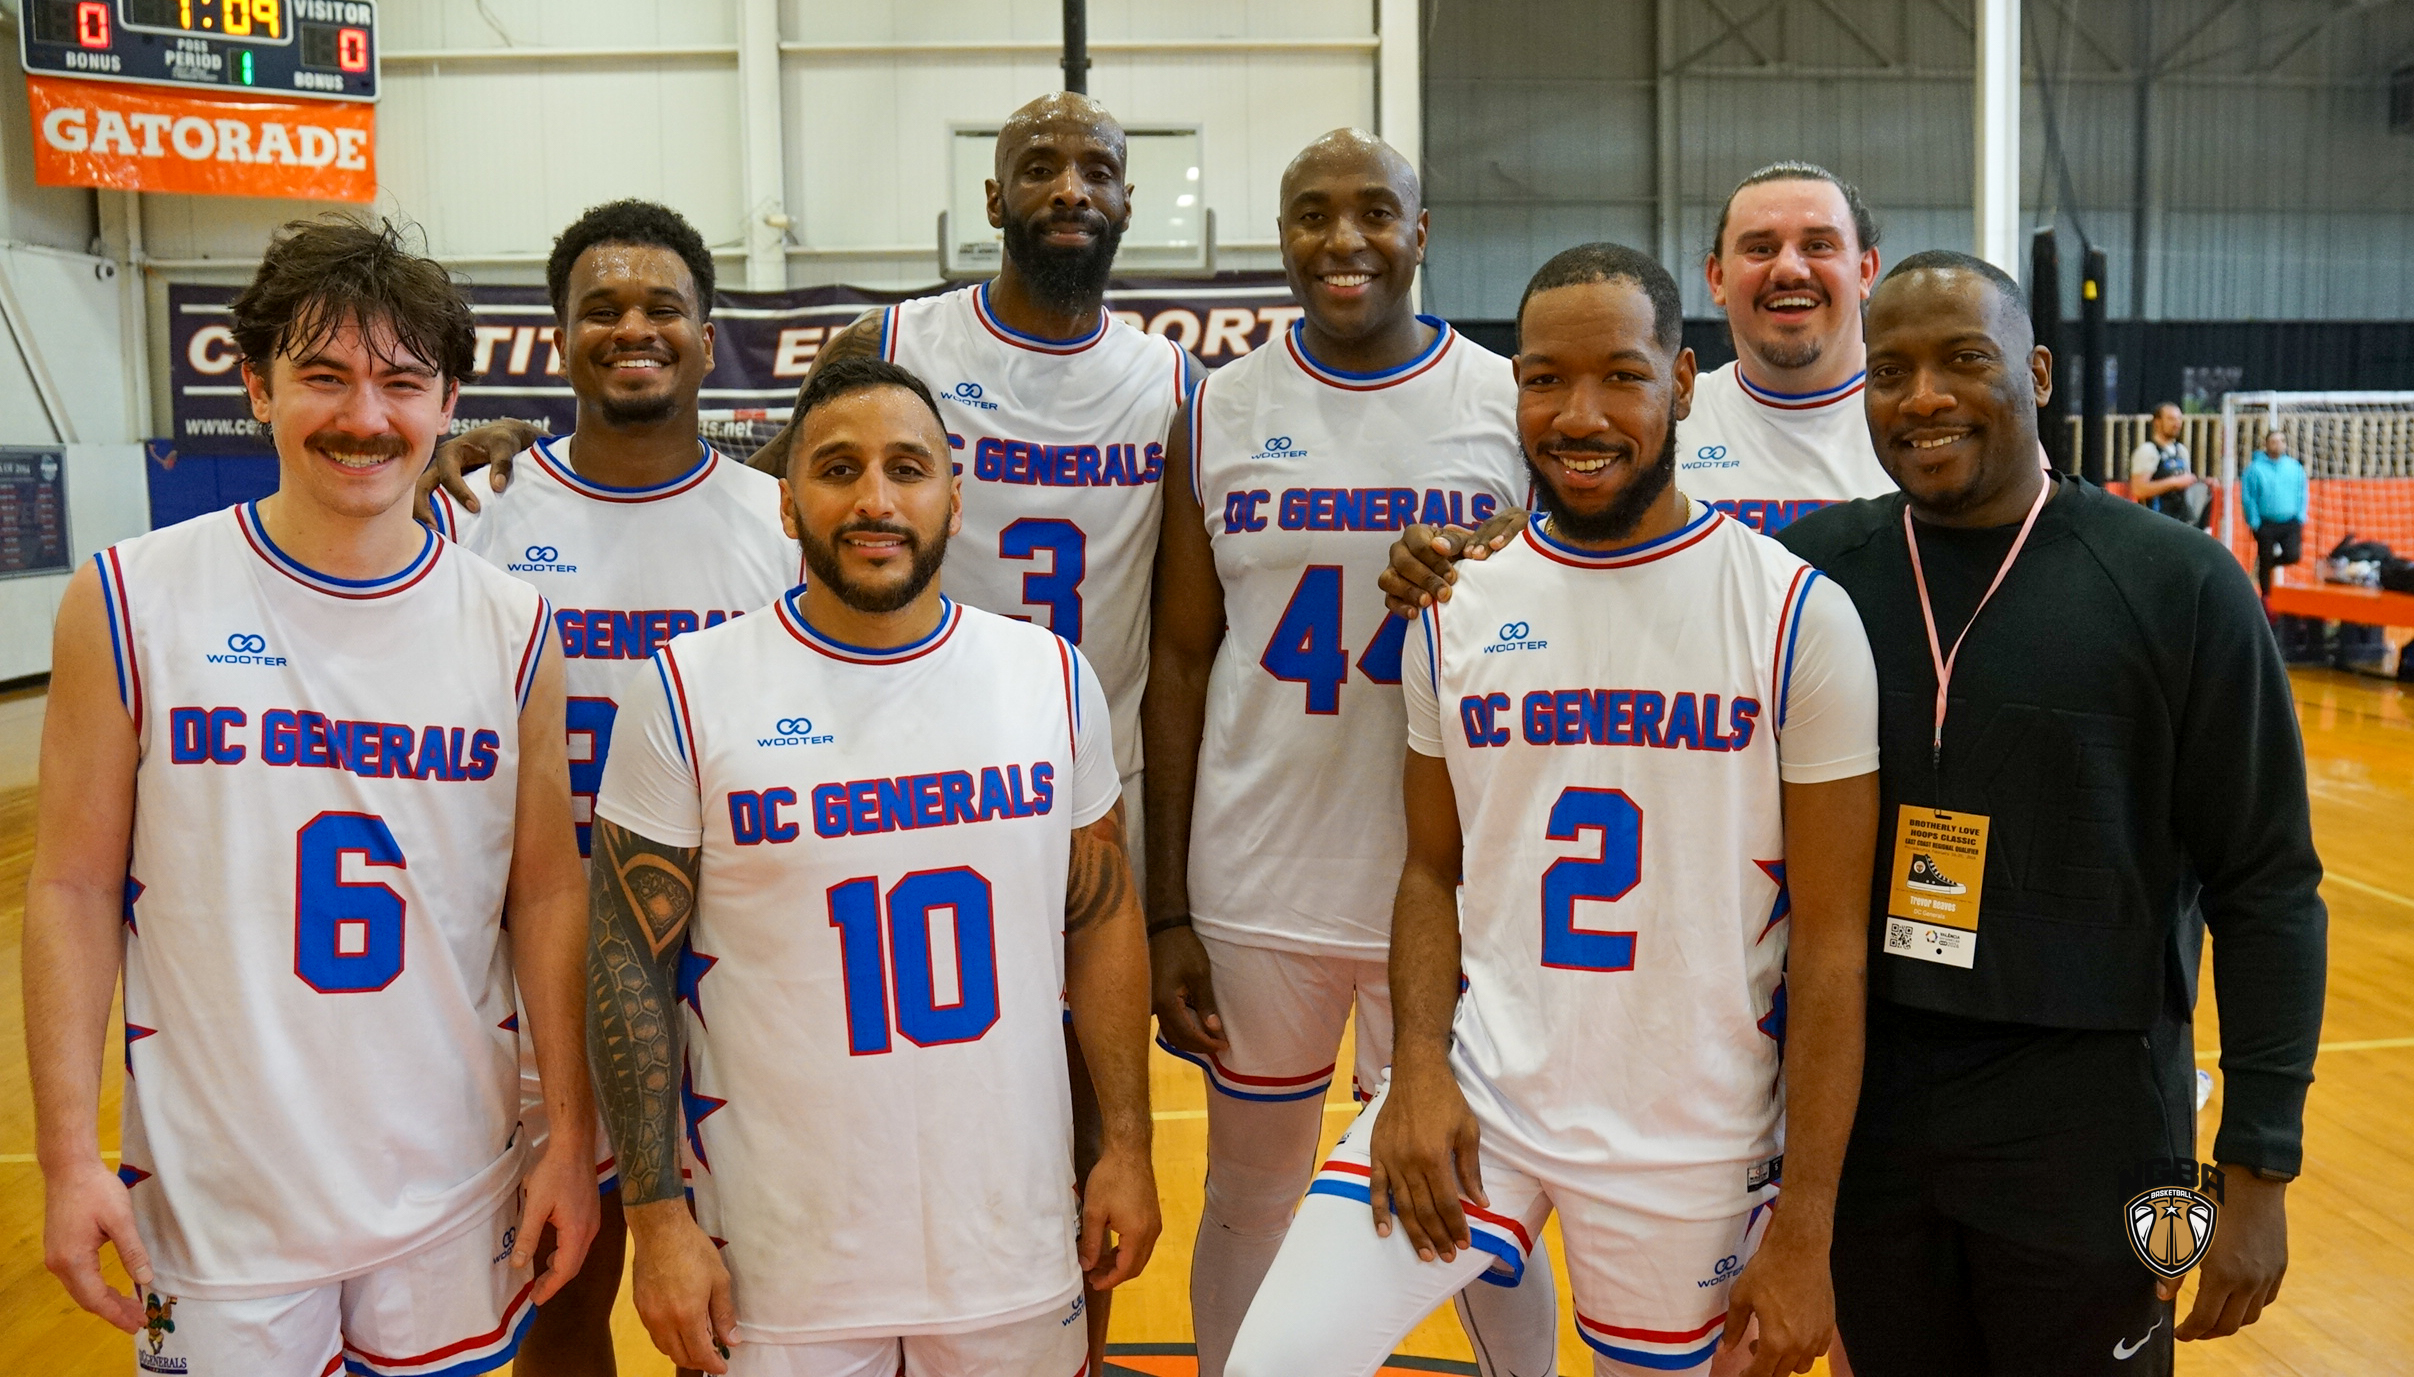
3, 668, 2409, 1374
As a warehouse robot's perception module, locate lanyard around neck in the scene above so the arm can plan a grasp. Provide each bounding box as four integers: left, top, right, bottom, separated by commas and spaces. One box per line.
1903, 478, 2052, 766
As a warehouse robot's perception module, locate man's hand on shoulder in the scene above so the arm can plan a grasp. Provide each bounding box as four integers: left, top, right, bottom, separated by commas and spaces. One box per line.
418, 419, 543, 525
1378, 510, 1529, 619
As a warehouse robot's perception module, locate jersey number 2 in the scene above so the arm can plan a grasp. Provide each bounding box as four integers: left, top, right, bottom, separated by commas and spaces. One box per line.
295, 812, 407, 992
1541, 787, 1640, 971
827, 867, 1002, 1054
1261, 566, 1408, 713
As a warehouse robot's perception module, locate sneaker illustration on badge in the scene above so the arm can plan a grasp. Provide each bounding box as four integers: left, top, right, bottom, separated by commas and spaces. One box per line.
1904, 852, 1968, 895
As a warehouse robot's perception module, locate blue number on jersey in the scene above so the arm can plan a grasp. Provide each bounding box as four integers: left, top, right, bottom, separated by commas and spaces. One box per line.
565, 696, 618, 857
1262, 565, 1349, 713
1000, 518, 1086, 643
1540, 787, 1640, 971
1355, 610, 1408, 685
295, 812, 407, 992
826, 868, 1003, 1054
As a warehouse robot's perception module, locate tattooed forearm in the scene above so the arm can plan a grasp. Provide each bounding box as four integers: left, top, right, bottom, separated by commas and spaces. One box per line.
748, 309, 886, 476
1066, 801, 1137, 937
587, 818, 701, 1207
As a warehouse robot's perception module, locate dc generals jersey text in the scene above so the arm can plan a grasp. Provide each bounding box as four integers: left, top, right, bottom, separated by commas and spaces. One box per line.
1677, 362, 1894, 536
1404, 505, 1877, 1215
1189, 319, 1524, 957
593, 594, 1119, 1341
430, 436, 803, 854
881, 282, 1189, 780
100, 503, 550, 1296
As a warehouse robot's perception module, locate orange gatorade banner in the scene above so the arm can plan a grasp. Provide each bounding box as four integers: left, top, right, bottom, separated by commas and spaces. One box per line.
28, 76, 374, 203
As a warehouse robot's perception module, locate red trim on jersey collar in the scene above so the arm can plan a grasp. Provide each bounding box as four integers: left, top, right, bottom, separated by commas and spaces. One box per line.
1736, 365, 1866, 411
236, 502, 444, 600
1522, 502, 1723, 568
530, 435, 719, 503
972, 282, 1109, 356
1284, 317, 1454, 391
777, 589, 964, 665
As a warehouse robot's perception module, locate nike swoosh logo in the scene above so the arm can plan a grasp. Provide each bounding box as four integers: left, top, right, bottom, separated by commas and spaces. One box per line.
2114, 1316, 2164, 1359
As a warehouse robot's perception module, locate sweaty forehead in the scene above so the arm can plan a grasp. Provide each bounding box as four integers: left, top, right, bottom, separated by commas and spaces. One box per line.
570, 242, 695, 299
995, 117, 1127, 178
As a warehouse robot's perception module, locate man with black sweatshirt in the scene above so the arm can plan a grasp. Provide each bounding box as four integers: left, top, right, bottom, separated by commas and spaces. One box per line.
1776, 251, 2323, 1375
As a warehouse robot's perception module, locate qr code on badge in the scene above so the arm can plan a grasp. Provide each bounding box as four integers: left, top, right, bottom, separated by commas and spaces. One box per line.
1885, 922, 1913, 951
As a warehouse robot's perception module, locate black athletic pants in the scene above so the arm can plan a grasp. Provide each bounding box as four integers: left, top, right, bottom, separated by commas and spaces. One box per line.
2254, 519, 2303, 596
1831, 1000, 2196, 1377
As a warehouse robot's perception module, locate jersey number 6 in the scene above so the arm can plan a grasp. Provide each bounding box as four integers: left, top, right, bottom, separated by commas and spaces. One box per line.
1541, 787, 1640, 972
295, 812, 407, 993
827, 867, 1003, 1055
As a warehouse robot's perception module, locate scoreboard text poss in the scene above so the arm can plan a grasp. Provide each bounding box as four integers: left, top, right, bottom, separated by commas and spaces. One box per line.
20, 1, 378, 103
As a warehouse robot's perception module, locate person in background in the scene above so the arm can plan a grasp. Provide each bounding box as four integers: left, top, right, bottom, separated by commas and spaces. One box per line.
2240, 427, 2308, 598
2128, 402, 2200, 522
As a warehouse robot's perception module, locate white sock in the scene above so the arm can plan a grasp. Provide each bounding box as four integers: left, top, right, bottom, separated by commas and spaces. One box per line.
1189, 1092, 1328, 1377
1454, 1234, 1561, 1377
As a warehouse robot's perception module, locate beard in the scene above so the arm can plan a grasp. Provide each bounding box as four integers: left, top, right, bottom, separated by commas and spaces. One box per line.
596, 387, 680, 427
1754, 333, 1825, 371
1525, 407, 1680, 546
1000, 209, 1124, 317
798, 518, 951, 615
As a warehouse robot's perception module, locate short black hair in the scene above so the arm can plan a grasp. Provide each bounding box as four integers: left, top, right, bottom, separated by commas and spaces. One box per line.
1882, 249, 2026, 315
1517, 243, 1684, 354
231, 216, 476, 385
1710, 161, 1881, 259
546, 199, 717, 321
792, 357, 949, 450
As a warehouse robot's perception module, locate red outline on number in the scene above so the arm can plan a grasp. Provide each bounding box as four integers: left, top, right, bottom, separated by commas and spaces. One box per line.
999, 517, 1087, 640
564, 695, 617, 845
1538, 787, 1640, 973
891, 867, 1000, 1048
827, 876, 891, 1056
1263, 564, 1348, 716
294, 811, 408, 994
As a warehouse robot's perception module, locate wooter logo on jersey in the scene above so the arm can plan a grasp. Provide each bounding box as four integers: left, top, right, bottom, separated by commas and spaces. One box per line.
509, 544, 578, 573
1486, 621, 1548, 653
946, 380, 1000, 411
1683, 443, 1738, 471
205, 632, 287, 666
757, 716, 835, 747
1254, 435, 1308, 459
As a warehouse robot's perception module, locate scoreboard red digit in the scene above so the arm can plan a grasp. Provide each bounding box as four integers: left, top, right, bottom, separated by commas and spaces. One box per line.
18, 0, 380, 103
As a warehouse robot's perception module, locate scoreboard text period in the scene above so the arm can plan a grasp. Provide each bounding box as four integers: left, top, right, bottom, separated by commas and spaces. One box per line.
19, 1, 378, 103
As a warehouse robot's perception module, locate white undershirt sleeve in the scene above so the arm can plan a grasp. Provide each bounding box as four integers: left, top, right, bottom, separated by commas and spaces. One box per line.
593, 649, 707, 846
1402, 606, 1445, 758
2128, 441, 2162, 484
1774, 574, 1881, 784
1067, 644, 1121, 828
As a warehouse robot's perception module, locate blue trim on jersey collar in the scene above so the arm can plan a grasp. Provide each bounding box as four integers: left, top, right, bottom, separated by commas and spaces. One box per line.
1735, 366, 1866, 406
241, 501, 436, 590
1289, 316, 1451, 381
783, 589, 958, 657
1531, 500, 1716, 560
534, 434, 713, 495
975, 281, 1107, 349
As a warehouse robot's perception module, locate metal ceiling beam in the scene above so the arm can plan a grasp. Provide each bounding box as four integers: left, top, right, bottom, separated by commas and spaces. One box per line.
1674, 0, 1787, 72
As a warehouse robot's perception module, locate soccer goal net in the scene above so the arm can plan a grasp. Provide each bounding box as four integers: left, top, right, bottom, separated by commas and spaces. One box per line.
698, 407, 793, 465
2218, 392, 2414, 589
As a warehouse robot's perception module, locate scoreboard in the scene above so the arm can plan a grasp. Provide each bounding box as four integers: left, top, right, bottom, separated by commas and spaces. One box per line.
19, 0, 378, 103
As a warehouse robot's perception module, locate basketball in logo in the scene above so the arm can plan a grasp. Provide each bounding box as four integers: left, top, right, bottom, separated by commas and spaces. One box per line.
2126, 1185, 2219, 1278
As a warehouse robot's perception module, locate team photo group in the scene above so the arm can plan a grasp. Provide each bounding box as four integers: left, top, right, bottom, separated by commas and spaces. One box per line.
24, 90, 2322, 1377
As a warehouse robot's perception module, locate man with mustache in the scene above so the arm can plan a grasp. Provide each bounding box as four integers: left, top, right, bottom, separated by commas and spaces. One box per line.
1378, 163, 1894, 610
1144, 128, 1554, 1377
26, 217, 596, 1375
427, 199, 804, 1376
585, 357, 1158, 1375
1771, 253, 2320, 1376
1226, 243, 1880, 1377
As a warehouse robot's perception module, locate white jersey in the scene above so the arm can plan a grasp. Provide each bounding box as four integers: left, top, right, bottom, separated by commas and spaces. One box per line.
1404, 504, 1878, 1214
1676, 362, 1893, 536
881, 282, 1190, 780
594, 592, 1119, 1342
431, 436, 803, 855
1188, 320, 1524, 958
100, 503, 549, 1297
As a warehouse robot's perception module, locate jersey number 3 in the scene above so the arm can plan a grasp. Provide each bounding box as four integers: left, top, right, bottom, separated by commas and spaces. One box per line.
827, 868, 1002, 1054
1541, 787, 1640, 972
295, 812, 407, 992
1001, 518, 1085, 643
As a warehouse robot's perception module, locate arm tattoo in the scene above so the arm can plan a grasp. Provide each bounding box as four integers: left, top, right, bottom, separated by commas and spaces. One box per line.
1066, 801, 1136, 937
587, 818, 701, 1206
748, 310, 887, 476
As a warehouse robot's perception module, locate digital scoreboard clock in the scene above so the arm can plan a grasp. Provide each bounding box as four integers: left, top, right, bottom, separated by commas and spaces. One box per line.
19, 0, 378, 103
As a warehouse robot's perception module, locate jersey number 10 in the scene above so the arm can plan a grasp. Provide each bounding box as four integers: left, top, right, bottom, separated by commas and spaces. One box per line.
827, 867, 1004, 1054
